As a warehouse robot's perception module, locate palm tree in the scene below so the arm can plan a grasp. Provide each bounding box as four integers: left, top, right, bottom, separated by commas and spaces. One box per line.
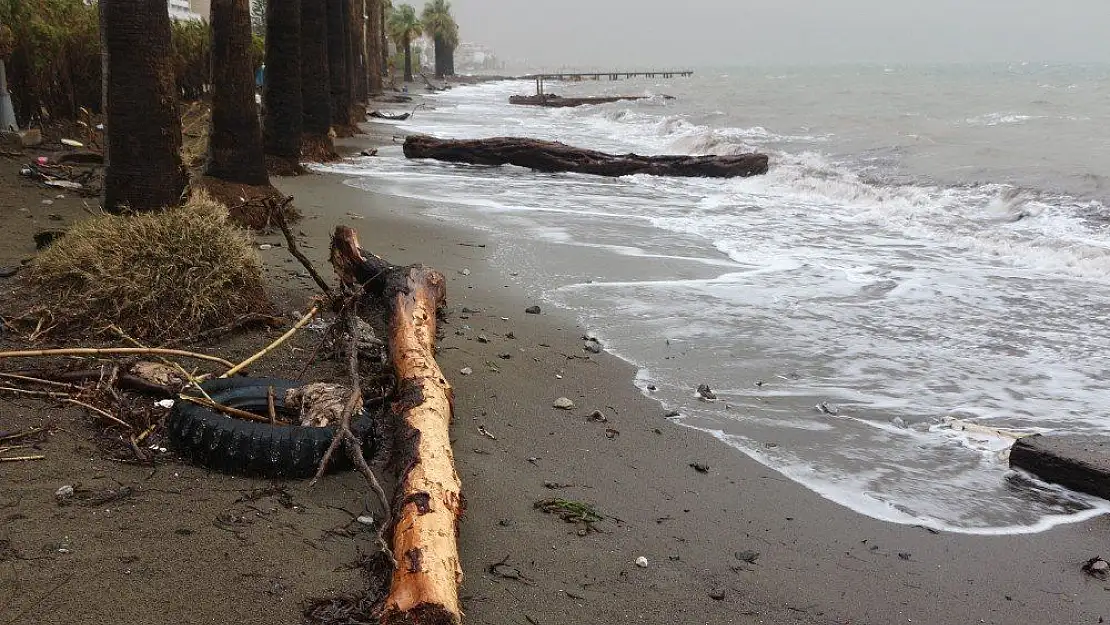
262, 0, 303, 175
380, 0, 390, 78
101, 0, 187, 212
206, 0, 269, 185
387, 4, 421, 83
325, 0, 352, 132
366, 0, 382, 94
421, 0, 457, 79
300, 0, 336, 160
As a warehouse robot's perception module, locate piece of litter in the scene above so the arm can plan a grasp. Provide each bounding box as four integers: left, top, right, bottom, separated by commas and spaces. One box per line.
259, 244, 273, 250
635, 556, 648, 568
60, 138, 84, 147
460, 367, 473, 376
156, 399, 175, 409
478, 426, 497, 440
356, 515, 375, 526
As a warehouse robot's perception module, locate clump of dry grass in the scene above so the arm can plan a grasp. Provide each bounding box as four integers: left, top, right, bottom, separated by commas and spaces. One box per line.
23, 191, 270, 342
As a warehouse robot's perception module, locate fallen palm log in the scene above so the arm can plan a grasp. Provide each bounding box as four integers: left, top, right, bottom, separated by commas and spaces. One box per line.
329, 227, 462, 625
404, 135, 769, 179
370, 111, 411, 121
509, 93, 671, 107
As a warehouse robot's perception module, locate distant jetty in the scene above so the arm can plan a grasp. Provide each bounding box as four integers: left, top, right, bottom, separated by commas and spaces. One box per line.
509, 93, 673, 108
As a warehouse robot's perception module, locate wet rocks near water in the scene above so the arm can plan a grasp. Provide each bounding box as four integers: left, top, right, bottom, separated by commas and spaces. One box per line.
586, 410, 608, 423
525, 305, 541, 314
477, 334, 490, 343
553, 397, 575, 410
1083, 557, 1109, 578
734, 550, 760, 564
583, 337, 603, 354
689, 462, 710, 474
696, 384, 717, 400
1009, 434, 1110, 501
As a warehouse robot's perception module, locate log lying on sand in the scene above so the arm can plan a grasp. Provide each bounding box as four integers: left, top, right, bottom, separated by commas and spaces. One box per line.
370, 110, 411, 121
329, 227, 463, 625
403, 135, 769, 179
509, 93, 670, 107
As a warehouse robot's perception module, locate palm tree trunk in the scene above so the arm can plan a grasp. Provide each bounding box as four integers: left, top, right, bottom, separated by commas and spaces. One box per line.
366, 0, 382, 94
403, 39, 413, 83
380, 8, 388, 77
433, 35, 444, 79
101, 0, 187, 213
300, 0, 336, 160
326, 0, 351, 132
447, 44, 454, 76
263, 0, 303, 174
349, 0, 365, 103
206, 0, 269, 185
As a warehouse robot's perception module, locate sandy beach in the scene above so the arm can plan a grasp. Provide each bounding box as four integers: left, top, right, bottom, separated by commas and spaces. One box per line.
2, 106, 1110, 625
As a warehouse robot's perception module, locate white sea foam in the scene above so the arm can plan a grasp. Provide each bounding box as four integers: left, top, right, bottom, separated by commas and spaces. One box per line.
329, 73, 1110, 533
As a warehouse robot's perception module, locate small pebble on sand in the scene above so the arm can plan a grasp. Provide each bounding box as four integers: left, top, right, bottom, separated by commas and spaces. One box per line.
460, 367, 473, 376
635, 556, 649, 568
525, 305, 541, 314
553, 397, 575, 410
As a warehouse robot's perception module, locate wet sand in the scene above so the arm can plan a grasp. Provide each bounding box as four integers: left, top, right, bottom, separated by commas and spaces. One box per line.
2, 112, 1109, 625
280, 141, 1110, 624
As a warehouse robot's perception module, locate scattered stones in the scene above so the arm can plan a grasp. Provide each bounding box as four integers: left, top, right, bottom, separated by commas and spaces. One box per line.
54, 485, 74, 501
553, 397, 575, 410
461, 307, 479, 314
892, 416, 907, 429
47, 213, 62, 221
498, 519, 513, 527
583, 341, 602, 354
696, 384, 717, 400
708, 589, 726, 601
690, 462, 709, 474
460, 367, 473, 375
543, 481, 572, 489
356, 515, 375, 526
816, 401, 839, 415
0, 266, 19, 278
634, 556, 649, 568
459, 268, 471, 276
735, 550, 760, 564
525, 305, 541, 314
1083, 557, 1109, 578
477, 334, 490, 343
506, 332, 516, 339
604, 428, 620, 439
898, 552, 912, 561
586, 410, 608, 423
498, 353, 512, 359
664, 410, 681, 418
258, 243, 273, 250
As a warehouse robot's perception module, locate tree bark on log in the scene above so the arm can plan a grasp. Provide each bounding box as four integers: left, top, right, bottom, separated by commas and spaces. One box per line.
329, 227, 463, 625
404, 135, 770, 179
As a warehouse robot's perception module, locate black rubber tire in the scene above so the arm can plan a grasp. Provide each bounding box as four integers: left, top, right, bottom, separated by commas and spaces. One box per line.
166, 377, 376, 478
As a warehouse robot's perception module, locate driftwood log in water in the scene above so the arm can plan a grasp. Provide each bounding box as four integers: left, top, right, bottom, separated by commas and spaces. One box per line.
329, 227, 462, 625
509, 93, 668, 107
369, 110, 411, 121
403, 135, 769, 178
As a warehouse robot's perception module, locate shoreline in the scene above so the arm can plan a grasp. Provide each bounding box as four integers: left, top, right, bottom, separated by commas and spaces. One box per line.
281, 122, 1110, 624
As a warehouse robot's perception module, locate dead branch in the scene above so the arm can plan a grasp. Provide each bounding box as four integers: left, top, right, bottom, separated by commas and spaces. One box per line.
220, 306, 320, 378
271, 196, 332, 294
0, 347, 235, 368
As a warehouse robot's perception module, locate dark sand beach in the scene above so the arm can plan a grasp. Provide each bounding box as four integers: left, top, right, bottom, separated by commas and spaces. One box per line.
2, 111, 1110, 625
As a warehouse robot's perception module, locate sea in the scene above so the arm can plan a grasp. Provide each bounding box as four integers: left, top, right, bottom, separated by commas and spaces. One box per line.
324, 64, 1110, 534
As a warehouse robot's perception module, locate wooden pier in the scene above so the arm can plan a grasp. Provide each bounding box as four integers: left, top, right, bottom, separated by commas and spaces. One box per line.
522, 70, 695, 82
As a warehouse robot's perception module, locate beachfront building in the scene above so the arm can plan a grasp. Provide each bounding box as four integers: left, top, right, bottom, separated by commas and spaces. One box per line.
455, 42, 503, 72
168, 0, 204, 21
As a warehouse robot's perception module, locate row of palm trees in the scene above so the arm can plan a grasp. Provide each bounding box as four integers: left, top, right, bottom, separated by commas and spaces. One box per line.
388, 0, 459, 83
101, 0, 459, 213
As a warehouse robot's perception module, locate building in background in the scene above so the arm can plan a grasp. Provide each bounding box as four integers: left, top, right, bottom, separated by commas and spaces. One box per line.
168, 0, 203, 20
455, 42, 503, 72
189, 0, 211, 18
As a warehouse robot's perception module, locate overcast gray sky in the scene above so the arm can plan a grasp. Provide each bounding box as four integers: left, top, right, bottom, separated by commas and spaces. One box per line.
450, 0, 1110, 68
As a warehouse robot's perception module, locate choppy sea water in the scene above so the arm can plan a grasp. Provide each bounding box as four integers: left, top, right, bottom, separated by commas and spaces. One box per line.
324, 64, 1110, 534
